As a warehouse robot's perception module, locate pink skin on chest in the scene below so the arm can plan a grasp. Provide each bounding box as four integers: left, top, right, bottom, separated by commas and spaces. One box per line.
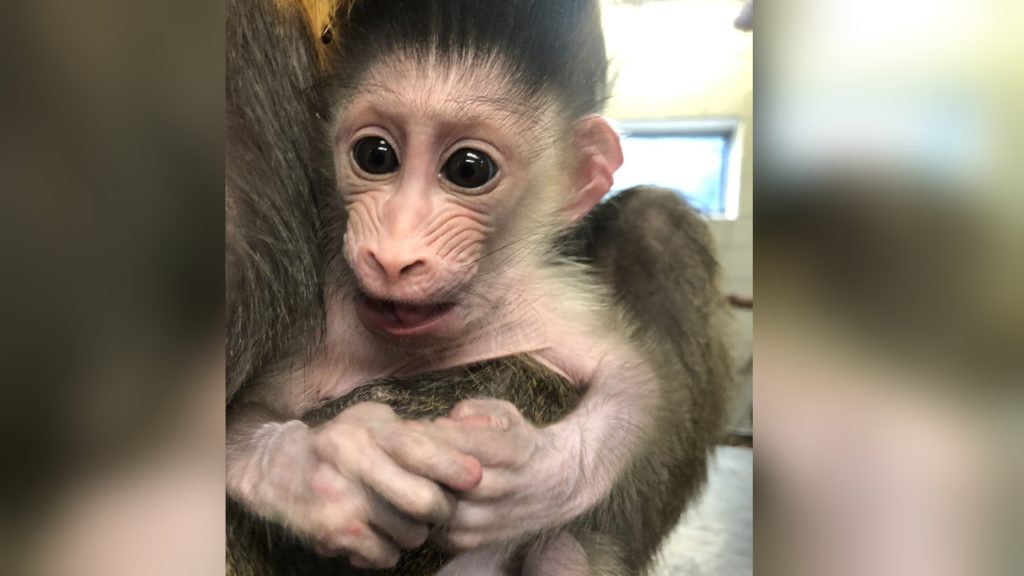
273, 275, 612, 418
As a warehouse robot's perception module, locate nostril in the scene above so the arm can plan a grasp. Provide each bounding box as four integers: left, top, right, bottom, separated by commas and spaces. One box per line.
399, 260, 427, 277
364, 249, 386, 275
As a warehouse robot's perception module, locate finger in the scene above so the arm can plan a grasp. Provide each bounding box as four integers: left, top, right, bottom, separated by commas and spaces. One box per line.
349, 554, 371, 569
445, 515, 527, 551
342, 401, 400, 423
379, 423, 483, 491
367, 498, 431, 550
435, 414, 494, 428
459, 467, 516, 500
444, 527, 510, 552
314, 429, 457, 524
361, 450, 457, 525
448, 399, 517, 429
427, 523, 485, 554
359, 528, 402, 569
325, 525, 400, 569
314, 543, 341, 557
447, 499, 526, 535
429, 421, 524, 466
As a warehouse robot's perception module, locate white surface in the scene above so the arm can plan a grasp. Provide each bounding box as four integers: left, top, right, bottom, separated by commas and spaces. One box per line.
649, 445, 753, 576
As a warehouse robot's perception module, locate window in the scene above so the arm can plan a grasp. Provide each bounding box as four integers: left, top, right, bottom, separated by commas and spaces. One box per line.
608, 120, 738, 218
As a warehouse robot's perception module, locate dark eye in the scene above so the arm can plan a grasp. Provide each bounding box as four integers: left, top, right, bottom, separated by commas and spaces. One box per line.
442, 148, 496, 190
352, 136, 399, 175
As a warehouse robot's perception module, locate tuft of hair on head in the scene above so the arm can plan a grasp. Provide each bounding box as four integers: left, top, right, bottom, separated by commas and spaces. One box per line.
326, 0, 611, 120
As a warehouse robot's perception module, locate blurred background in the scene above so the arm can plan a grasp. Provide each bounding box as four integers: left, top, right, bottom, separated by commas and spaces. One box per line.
757, 2, 1023, 576
1, 1, 225, 574
2, 0, 1022, 575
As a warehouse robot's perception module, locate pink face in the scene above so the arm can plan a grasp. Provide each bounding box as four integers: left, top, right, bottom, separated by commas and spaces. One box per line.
332, 59, 559, 340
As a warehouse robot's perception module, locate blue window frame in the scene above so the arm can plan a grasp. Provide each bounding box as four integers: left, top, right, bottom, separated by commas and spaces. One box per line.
608, 121, 737, 218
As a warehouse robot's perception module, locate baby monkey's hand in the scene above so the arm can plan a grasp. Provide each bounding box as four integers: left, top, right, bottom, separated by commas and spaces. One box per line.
227, 401, 482, 569
427, 399, 582, 551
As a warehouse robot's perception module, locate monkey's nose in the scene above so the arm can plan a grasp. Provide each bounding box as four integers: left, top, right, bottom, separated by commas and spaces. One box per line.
364, 247, 434, 285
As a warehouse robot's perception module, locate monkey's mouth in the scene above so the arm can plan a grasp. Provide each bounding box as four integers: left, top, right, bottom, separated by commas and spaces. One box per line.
356, 294, 457, 336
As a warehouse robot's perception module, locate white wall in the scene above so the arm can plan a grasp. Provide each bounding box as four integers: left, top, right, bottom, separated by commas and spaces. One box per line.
602, 0, 753, 423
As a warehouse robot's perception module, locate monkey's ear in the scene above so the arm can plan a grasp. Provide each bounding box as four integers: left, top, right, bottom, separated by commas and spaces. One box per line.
565, 115, 623, 222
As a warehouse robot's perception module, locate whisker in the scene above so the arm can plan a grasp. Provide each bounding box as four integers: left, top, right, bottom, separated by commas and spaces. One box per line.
473, 236, 550, 281
463, 229, 549, 268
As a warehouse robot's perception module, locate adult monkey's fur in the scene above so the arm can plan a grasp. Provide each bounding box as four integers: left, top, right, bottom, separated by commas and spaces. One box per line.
225, 0, 353, 402
226, 0, 731, 574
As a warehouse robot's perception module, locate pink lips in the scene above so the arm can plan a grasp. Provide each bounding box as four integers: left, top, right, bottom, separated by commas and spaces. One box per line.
356, 295, 456, 336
